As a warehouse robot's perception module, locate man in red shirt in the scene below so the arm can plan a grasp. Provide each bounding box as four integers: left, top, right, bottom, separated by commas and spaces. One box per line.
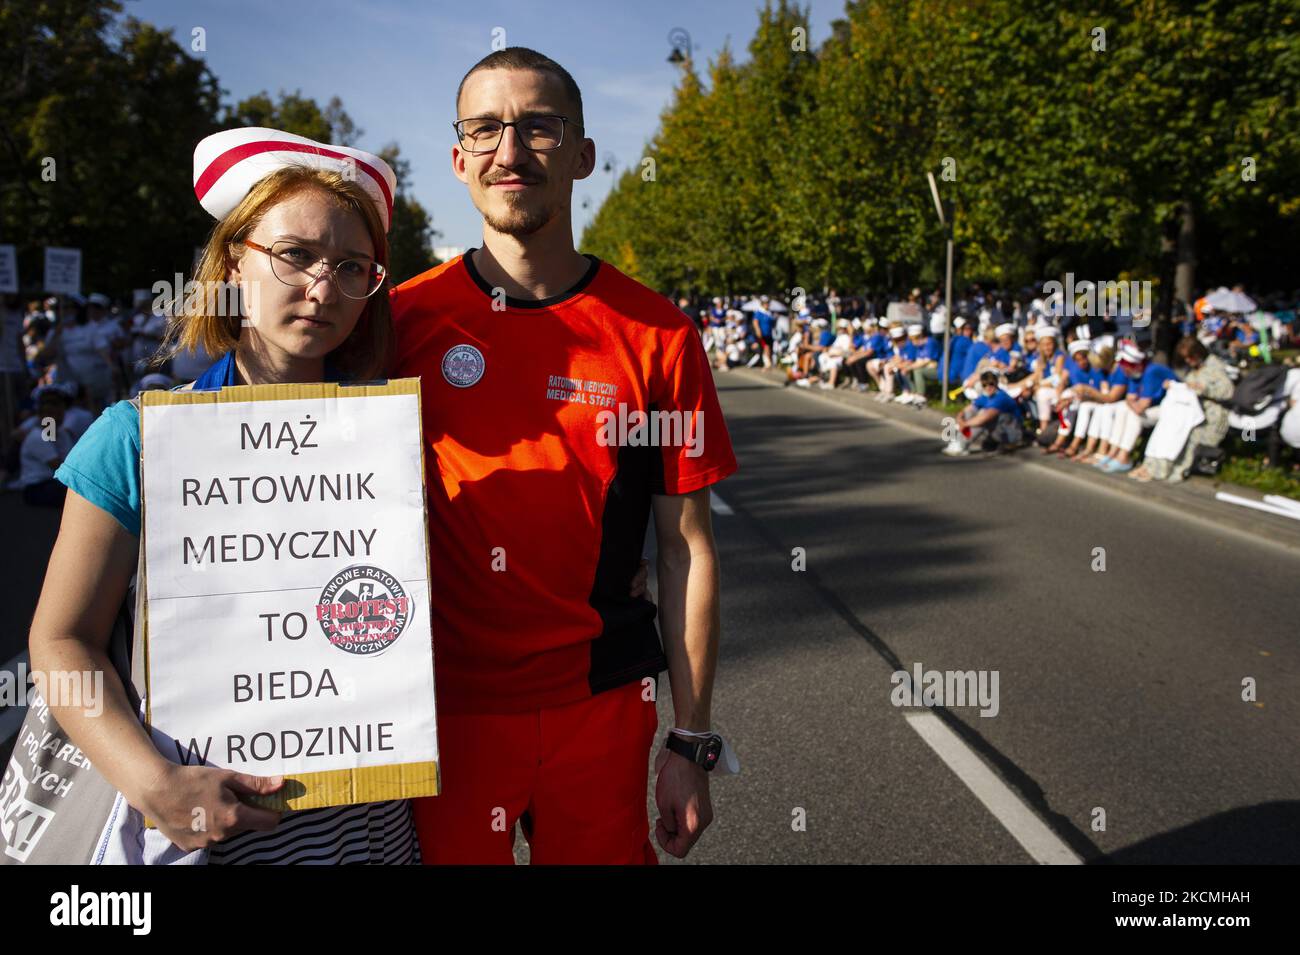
392, 47, 738, 864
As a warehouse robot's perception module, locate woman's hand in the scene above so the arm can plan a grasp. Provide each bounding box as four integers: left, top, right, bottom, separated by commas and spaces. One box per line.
137, 763, 284, 851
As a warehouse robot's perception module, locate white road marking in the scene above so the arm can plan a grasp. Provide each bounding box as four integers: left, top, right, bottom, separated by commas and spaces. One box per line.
0, 649, 30, 744
1216, 492, 1300, 521
1264, 494, 1300, 513
904, 711, 1082, 865
710, 493, 734, 515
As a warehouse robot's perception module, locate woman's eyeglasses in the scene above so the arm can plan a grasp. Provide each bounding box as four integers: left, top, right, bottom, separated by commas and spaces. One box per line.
243, 240, 386, 299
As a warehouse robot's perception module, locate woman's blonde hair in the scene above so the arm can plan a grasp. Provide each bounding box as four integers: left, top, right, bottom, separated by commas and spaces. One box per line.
161, 165, 391, 380
1088, 345, 1114, 370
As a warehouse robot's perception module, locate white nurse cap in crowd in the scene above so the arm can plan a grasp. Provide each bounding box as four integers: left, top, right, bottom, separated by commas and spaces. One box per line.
1037, 325, 1059, 338
1068, 340, 1090, 355
994, 322, 1016, 337
1118, 341, 1146, 363
889, 325, 906, 338
194, 127, 397, 232
906, 324, 924, 336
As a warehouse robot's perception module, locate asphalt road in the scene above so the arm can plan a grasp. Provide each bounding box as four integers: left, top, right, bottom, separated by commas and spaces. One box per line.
646, 370, 1299, 864
4, 369, 1297, 864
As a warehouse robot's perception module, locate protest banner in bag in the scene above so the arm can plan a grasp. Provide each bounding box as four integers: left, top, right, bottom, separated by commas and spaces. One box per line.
139, 378, 438, 812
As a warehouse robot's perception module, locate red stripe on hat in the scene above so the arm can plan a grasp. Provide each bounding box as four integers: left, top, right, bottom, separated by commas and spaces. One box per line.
195, 139, 393, 225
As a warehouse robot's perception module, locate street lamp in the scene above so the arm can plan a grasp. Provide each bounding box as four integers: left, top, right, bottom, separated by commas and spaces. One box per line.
667, 28, 692, 65
927, 170, 955, 400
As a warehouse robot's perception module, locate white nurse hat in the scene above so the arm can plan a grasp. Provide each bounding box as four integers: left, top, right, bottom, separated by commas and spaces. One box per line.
194, 127, 398, 232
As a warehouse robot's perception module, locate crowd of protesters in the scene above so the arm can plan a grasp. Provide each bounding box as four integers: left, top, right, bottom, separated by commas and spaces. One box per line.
681, 283, 1300, 483
1, 292, 200, 507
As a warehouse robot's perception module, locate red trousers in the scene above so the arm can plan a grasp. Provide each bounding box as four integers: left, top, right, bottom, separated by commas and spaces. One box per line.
413, 680, 659, 864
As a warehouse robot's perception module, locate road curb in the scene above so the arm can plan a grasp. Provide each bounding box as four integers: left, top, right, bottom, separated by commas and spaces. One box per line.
728, 366, 1300, 553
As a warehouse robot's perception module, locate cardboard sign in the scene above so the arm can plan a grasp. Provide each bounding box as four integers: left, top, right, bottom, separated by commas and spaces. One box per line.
43, 247, 81, 297
886, 302, 922, 325
0, 245, 17, 294
139, 379, 438, 811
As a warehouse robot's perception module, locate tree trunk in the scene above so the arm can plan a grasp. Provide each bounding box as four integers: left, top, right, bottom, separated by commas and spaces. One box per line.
1174, 200, 1196, 307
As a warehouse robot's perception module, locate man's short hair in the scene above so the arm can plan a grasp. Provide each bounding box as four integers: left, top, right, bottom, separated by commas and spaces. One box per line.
456, 47, 585, 130
979, 371, 999, 388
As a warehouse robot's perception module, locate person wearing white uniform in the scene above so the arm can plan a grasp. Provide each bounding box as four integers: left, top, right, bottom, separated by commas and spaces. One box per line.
817, 319, 855, 390
1095, 343, 1179, 473
47, 309, 117, 411
1043, 339, 1094, 454
1014, 326, 1065, 432
1062, 344, 1128, 463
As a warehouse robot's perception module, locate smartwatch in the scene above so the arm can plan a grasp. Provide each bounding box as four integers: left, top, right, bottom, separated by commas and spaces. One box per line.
666, 732, 722, 771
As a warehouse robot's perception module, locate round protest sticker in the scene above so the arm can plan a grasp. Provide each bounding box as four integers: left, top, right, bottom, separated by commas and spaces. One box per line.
316, 565, 411, 655
441, 343, 485, 387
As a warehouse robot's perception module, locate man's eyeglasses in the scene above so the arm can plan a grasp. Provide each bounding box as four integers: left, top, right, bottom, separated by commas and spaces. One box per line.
243, 239, 386, 299
452, 115, 581, 154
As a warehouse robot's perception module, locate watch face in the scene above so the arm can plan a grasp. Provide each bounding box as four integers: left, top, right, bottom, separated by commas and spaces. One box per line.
703, 737, 722, 769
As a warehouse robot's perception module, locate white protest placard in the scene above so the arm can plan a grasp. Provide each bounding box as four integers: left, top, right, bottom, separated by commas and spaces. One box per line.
140, 379, 438, 809
886, 302, 922, 325
0, 245, 17, 294
43, 247, 82, 297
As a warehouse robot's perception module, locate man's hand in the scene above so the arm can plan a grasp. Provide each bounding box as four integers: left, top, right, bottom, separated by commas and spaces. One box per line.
629, 557, 650, 599
654, 743, 713, 859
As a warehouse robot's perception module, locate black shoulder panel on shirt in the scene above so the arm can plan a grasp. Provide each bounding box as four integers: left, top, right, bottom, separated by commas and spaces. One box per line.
586, 419, 668, 696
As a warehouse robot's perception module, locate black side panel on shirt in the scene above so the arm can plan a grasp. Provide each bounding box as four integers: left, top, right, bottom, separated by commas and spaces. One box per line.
587, 422, 669, 695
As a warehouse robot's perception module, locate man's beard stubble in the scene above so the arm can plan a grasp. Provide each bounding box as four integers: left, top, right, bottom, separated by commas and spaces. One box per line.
481, 187, 557, 238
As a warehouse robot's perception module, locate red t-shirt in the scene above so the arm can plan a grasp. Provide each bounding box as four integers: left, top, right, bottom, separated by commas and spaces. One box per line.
390, 250, 738, 714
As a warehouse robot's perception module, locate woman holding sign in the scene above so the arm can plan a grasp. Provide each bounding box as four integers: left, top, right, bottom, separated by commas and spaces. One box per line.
17, 128, 650, 866
20, 130, 419, 864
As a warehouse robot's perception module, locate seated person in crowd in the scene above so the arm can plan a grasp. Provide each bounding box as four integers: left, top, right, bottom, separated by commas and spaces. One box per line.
793, 318, 834, 386
1227, 316, 1259, 362
944, 317, 974, 391
942, 371, 1026, 456
1061, 344, 1128, 462
986, 323, 1024, 375
817, 318, 856, 390
868, 324, 912, 400
1044, 339, 1094, 453
904, 323, 943, 406
1093, 343, 1179, 473
844, 318, 887, 392
18, 386, 77, 507
955, 325, 998, 399
1010, 326, 1066, 436
1130, 338, 1234, 483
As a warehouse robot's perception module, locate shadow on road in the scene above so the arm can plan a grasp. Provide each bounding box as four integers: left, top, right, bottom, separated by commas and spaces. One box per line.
1099, 801, 1300, 864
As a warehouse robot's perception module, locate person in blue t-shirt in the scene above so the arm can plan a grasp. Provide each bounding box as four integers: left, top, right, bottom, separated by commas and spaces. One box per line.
844, 318, 885, 391
1061, 343, 1128, 462
957, 327, 997, 397
1045, 338, 1096, 454
944, 318, 974, 393
987, 323, 1024, 373
1227, 316, 1259, 361
1095, 343, 1180, 472
750, 296, 778, 369
1015, 326, 1067, 439
942, 371, 1025, 455
869, 325, 916, 400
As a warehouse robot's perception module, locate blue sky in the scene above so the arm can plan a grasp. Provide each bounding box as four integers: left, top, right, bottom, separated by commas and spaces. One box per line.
125, 0, 842, 251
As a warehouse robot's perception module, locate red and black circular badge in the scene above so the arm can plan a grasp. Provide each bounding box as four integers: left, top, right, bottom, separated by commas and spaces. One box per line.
316, 565, 411, 655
